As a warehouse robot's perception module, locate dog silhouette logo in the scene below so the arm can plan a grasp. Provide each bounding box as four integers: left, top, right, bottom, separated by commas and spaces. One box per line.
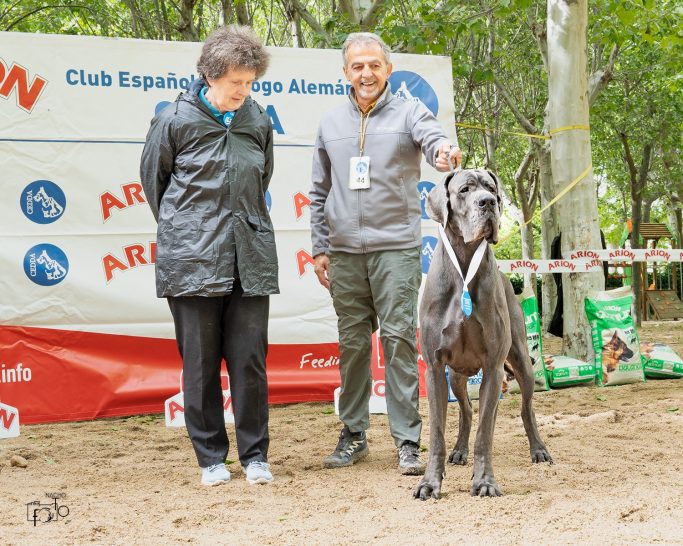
389, 71, 439, 116
20, 180, 66, 224
417, 181, 435, 219
421, 236, 437, 274
23, 243, 69, 286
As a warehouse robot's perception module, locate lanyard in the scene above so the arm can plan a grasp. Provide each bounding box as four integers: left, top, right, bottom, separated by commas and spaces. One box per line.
359, 111, 369, 156
438, 224, 488, 317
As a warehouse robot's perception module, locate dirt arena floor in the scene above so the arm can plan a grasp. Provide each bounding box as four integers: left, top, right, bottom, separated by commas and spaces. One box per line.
1, 321, 682, 545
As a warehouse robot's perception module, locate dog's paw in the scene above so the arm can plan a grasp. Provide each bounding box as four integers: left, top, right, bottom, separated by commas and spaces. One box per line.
471, 476, 502, 497
531, 447, 553, 464
448, 448, 468, 466
413, 477, 442, 501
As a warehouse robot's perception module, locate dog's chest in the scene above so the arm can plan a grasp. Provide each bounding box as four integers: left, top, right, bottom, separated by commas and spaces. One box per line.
441, 318, 492, 374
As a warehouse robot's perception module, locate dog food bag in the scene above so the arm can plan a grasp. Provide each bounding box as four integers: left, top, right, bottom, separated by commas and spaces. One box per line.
584, 287, 645, 387
640, 342, 683, 378
545, 355, 595, 388
507, 288, 549, 393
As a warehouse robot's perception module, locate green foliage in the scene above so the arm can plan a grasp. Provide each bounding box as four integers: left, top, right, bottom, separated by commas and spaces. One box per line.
3, 0, 680, 259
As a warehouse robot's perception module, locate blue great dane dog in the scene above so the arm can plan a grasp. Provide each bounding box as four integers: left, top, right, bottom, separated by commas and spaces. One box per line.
414, 169, 552, 500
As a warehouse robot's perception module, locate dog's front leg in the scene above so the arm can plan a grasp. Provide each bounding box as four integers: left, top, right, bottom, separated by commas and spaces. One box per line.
414, 359, 448, 500
448, 371, 472, 465
471, 362, 503, 497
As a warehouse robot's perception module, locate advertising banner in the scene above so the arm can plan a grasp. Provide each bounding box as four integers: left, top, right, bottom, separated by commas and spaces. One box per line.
0, 32, 456, 424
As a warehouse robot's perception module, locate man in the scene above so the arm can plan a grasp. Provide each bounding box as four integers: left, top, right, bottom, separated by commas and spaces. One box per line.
309, 32, 461, 475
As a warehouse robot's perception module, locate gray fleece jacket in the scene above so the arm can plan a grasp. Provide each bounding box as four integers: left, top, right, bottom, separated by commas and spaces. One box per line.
309, 84, 453, 256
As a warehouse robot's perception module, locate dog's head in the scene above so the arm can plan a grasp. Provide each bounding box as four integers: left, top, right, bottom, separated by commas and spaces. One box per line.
604, 331, 634, 361
426, 169, 503, 244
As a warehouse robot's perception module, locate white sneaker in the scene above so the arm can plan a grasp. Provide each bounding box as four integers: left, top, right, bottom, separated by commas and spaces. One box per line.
244, 461, 273, 484
201, 463, 231, 486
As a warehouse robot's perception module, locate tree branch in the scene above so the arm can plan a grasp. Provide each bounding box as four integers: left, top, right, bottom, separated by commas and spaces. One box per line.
514, 148, 535, 219
493, 74, 539, 135
588, 44, 619, 107
286, 0, 331, 44
360, 0, 388, 30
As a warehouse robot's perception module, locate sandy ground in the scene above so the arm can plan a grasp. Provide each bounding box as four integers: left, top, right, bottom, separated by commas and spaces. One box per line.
1, 321, 682, 545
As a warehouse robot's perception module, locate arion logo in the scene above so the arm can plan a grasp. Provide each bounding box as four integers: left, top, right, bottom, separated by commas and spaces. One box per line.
23, 244, 69, 286
389, 71, 439, 116
20, 180, 66, 224
417, 181, 435, 220
421, 236, 437, 274
0, 59, 48, 113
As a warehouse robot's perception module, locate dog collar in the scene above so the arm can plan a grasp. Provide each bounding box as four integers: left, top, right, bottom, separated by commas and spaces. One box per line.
438, 224, 488, 317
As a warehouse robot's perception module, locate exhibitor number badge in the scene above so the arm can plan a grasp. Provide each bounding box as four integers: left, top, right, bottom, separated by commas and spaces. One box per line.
349, 156, 371, 190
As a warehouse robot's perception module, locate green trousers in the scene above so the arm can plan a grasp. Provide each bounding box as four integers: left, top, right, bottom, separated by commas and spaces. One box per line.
329, 247, 422, 447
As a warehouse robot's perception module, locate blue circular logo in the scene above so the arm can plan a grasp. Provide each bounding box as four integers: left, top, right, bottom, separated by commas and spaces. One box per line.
20, 180, 66, 224
417, 181, 435, 220
421, 236, 437, 274
265, 190, 272, 212
23, 243, 69, 286
389, 71, 439, 116
155, 101, 171, 115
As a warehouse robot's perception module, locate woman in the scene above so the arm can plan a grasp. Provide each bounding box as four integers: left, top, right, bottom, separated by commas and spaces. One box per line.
140, 25, 278, 486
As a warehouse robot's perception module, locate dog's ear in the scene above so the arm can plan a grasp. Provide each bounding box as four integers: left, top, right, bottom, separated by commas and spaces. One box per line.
486, 170, 504, 215
426, 172, 454, 225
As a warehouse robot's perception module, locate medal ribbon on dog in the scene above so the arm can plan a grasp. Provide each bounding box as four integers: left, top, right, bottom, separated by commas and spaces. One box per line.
438, 224, 488, 317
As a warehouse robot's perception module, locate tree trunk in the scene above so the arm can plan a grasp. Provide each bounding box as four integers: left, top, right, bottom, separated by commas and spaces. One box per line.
547, 0, 603, 360
178, 0, 199, 41
538, 141, 559, 332
619, 131, 653, 326
514, 148, 536, 290
643, 197, 654, 223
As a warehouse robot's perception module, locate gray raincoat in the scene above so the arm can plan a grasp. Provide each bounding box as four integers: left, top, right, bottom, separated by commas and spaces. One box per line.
140, 79, 278, 298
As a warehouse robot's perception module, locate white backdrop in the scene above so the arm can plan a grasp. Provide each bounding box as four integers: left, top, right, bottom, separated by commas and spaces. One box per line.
0, 31, 456, 424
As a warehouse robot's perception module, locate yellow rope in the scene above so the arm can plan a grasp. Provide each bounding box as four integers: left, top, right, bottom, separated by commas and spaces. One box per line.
455, 122, 550, 140
549, 124, 590, 135
494, 164, 593, 246
455, 122, 590, 140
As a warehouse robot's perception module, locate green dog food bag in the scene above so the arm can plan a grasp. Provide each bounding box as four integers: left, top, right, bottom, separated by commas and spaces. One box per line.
545, 355, 595, 387
584, 287, 645, 387
640, 342, 683, 378
507, 287, 549, 393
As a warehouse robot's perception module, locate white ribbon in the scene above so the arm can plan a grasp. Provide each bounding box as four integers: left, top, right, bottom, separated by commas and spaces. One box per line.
438, 224, 488, 316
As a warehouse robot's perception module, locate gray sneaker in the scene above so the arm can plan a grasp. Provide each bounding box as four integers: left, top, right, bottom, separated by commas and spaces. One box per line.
322, 426, 368, 468
244, 461, 274, 485
201, 463, 231, 486
398, 441, 425, 475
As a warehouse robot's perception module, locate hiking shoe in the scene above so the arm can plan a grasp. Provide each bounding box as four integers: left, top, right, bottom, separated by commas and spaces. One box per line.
201, 463, 231, 486
398, 441, 425, 475
244, 461, 274, 485
322, 426, 369, 468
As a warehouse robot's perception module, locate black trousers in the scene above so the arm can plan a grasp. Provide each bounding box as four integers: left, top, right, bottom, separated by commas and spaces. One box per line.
167, 283, 270, 468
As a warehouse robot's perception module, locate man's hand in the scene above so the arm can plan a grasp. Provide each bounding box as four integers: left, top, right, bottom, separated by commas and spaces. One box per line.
314, 254, 331, 290
435, 142, 462, 172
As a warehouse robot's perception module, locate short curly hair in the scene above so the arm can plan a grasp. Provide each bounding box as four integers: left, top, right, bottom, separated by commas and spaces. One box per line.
197, 25, 270, 80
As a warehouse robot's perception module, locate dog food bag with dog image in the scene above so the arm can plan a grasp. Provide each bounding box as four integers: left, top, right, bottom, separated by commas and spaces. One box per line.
545, 355, 595, 388
584, 287, 645, 387
506, 288, 549, 393
640, 342, 683, 379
